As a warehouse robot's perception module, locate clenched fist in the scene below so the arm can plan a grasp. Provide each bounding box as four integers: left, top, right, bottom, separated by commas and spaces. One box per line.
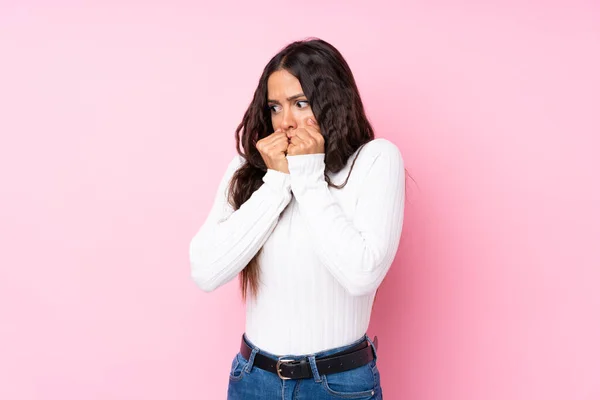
256, 129, 290, 174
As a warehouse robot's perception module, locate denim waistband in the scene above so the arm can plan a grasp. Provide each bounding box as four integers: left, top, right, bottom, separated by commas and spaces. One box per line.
242, 333, 373, 361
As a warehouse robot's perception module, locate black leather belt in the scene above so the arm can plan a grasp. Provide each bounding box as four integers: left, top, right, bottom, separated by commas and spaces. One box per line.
240, 335, 378, 380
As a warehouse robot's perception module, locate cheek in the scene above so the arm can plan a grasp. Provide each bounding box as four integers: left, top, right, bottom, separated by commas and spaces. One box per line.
270, 113, 280, 127
296, 109, 316, 126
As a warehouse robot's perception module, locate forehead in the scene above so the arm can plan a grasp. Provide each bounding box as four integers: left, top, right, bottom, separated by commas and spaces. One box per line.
267, 69, 303, 98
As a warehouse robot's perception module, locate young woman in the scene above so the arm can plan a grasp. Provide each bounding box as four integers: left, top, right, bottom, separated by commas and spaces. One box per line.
190, 38, 405, 399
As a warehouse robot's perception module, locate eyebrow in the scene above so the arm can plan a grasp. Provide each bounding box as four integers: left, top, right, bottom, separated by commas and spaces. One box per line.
267, 93, 306, 104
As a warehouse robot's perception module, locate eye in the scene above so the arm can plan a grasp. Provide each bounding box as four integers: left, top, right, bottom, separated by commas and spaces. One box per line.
296, 100, 309, 109
269, 104, 282, 113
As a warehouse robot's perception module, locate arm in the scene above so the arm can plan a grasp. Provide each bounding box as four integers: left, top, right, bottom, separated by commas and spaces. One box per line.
189, 154, 292, 292
286, 139, 405, 296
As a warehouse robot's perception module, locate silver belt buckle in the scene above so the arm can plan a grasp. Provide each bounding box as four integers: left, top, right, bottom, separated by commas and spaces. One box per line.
276, 358, 295, 380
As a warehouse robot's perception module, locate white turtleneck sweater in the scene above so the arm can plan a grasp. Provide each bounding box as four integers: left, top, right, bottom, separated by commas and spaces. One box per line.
190, 138, 405, 355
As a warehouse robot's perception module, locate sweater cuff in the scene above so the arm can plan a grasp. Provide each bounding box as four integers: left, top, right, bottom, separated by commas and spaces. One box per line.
262, 169, 292, 193
287, 153, 326, 175
287, 153, 327, 195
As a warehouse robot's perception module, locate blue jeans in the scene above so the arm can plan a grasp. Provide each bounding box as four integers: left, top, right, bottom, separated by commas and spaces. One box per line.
227, 333, 383, 399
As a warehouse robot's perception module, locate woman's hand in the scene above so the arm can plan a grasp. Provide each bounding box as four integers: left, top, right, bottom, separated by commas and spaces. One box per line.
287, 118, 325, 156
256, 129, 290, 174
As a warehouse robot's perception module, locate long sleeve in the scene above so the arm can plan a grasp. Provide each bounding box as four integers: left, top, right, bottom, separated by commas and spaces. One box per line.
189, 154, 293, 292
286, 139, 405, 296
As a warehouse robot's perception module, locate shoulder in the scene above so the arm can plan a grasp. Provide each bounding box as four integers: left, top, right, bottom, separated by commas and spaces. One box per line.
226, 152, 247, 172
357, 138, 404, 168
215, 153, 247, 190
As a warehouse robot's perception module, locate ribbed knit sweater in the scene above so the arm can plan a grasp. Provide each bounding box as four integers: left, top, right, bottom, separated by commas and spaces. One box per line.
190, 138, 405, 355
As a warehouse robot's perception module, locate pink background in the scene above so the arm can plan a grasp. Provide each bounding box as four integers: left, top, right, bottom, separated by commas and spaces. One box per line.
1, 1, 599, 399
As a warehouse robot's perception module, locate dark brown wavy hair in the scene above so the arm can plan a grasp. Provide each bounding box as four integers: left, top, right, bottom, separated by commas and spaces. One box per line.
229, 38, 376, 301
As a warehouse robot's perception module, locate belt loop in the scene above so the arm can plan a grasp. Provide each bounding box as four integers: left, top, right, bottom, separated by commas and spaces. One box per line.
307, 355, 322, 383
365, 334, 379, 361
244, 347, 259, 373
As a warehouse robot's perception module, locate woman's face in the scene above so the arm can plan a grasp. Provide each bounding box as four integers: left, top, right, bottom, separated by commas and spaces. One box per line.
267, 69, 316, 136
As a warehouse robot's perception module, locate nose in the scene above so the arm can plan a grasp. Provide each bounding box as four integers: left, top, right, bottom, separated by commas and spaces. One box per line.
280, 108, 297, 133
